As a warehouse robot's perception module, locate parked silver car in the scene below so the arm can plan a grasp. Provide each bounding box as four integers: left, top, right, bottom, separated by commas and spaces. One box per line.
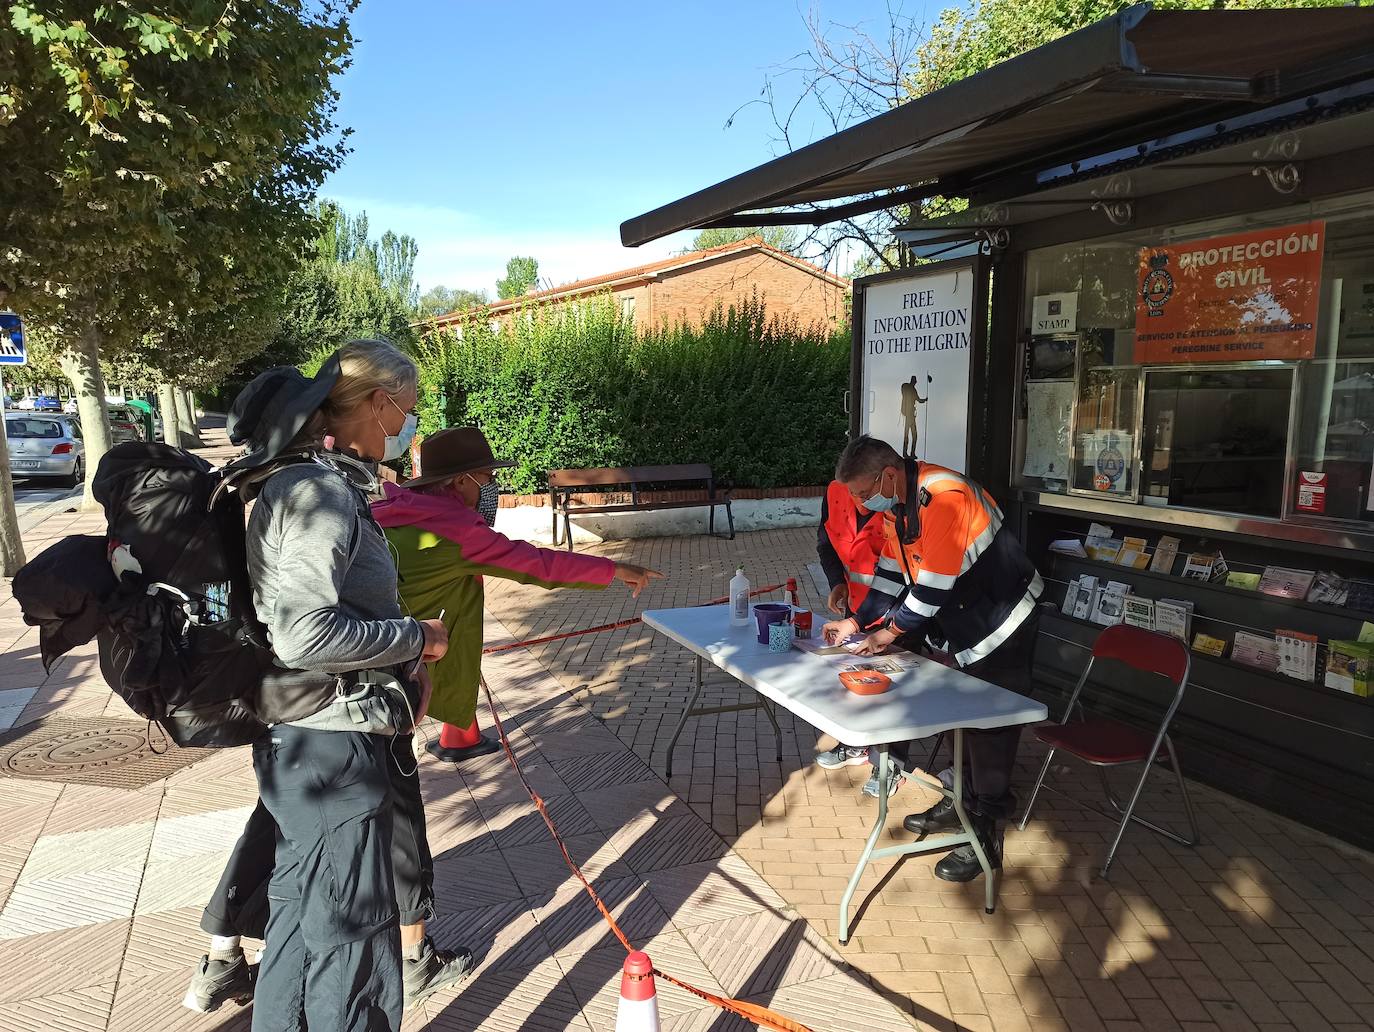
107, 405, 145, 445
5, 413, 85, 486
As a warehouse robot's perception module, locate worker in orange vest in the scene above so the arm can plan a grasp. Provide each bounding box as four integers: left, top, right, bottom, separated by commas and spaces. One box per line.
813, 479, 909, 796
822, 436, 1043, 884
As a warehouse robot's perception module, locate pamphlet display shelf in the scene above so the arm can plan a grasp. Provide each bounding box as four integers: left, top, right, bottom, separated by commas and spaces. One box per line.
1020, 506, 1374, 851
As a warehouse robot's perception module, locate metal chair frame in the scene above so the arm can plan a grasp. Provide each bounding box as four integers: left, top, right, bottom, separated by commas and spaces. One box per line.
1017, 625, 1199, 877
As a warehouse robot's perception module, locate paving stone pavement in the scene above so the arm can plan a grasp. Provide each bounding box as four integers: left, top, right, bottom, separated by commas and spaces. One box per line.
483, 527, 1374, 1032
0, 440, 913, 1031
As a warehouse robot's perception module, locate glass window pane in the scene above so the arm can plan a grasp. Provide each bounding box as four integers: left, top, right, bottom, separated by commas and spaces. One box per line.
1140, 368, 1292, 518
1070, 361, 1138, 498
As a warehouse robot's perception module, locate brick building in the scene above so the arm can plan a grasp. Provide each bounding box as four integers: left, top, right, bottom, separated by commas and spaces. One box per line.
425, 237, 849, 333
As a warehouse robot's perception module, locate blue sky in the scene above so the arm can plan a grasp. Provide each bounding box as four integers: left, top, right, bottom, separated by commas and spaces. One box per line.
323, 0, 941, 294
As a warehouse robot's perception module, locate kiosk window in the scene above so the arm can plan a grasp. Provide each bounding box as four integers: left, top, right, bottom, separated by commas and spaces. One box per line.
1140, 367, 1293, 518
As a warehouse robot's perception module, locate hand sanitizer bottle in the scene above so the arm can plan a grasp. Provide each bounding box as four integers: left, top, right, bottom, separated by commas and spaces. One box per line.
729, 566, 750, 626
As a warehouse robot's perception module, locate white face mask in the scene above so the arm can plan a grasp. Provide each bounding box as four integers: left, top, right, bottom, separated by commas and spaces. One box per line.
862, 469, 898, 512
377, 395, 418, 462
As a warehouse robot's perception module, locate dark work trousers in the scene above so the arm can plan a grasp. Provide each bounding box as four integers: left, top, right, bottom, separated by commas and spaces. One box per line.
202, 734, 435, 941
891, 612, 1040, 822
247, 726, 403, 1032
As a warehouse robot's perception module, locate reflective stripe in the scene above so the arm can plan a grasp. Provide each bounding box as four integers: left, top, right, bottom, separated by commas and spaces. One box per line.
955, 574, 1043, 667
903, 595, 941, 619
876, 556, 904, 574
960, 518, 1000, 573
916, 568, 957, 589
848, 570, 876, 586
919, 471, 963, 490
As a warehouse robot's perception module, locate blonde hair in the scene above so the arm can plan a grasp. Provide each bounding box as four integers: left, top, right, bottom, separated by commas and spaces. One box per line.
323, 339, 418, 420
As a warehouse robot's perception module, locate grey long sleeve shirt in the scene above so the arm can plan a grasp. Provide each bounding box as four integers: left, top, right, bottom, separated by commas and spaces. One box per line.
247, 464, 424, 676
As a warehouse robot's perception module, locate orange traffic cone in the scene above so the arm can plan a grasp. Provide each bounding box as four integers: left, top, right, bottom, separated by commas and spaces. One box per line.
427, 718, 501, 762
615, 951, 661, 1031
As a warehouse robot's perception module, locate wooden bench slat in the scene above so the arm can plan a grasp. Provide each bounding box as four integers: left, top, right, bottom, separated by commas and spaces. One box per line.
549, 463, 715, 488
562, 498, 725, 516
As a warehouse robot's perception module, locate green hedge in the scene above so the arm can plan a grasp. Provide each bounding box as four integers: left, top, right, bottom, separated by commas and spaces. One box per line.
416, 294, 850, 495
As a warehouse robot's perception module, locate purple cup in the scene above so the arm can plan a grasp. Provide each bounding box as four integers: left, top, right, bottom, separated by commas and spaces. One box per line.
753, 603, 792, 644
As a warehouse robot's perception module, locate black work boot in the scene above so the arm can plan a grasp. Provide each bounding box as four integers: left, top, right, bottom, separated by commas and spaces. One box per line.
934, 814, 1003, 883
903, 796, 958, 834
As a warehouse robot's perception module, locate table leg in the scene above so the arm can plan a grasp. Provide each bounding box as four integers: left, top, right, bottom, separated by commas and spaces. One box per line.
665, 655, 705, 779
948, 728, 998, 914
758, 697, 784, 762
839, 746, 890, 946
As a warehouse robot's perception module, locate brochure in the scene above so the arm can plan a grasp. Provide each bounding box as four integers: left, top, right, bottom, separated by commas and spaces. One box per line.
1257, 566, 1317, 600
1072, 575, 1099, 621
1049, 538, 1088, 558
1226, 572, 1261, 591
1149, 535, 1181, 575
1276, 629, 1317, 682
1348, 579, 1374, 612
1306, 571, 1350, 607
1324, 639, 1374, 697
1122, 595, 1155, 631
1091, 581, 1131, 626
1182, 553, 1216, 581
1191, 633, 1228, 658
1155, 599, 1194, 642
1086, 538, 1124, 563
1232, 631, 1279, 673
1116, 537, 1150, 569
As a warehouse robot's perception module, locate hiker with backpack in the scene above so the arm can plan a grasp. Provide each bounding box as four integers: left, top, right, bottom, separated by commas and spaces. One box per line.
189, 339, 453, 1032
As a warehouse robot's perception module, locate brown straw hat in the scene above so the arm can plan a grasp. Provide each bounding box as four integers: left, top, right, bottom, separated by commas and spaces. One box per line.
402, 426, 514, 489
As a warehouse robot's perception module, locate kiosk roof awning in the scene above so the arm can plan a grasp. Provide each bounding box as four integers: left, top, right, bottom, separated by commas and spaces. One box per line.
620, 4, 1374, 247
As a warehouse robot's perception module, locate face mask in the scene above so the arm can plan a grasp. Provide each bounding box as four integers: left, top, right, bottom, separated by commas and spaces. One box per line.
378, 403, 418, 463
476, 480, 500, 527
863, 469, 898, 513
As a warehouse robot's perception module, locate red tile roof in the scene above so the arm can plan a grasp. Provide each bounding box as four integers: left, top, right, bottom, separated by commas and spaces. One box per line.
424, 237, 849, 327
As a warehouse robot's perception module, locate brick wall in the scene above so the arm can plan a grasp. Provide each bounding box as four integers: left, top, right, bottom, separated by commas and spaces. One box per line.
648, 249, 846, 329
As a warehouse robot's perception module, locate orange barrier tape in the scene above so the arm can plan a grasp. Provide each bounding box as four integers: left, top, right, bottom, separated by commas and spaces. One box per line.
481, 583, 785, 656
479, 675, 816, 1032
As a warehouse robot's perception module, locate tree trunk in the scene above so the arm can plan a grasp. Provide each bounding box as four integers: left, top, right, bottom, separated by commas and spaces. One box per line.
174, 388, 202, 449
58, 324, 114, 511
156, 382, 181, 445
0, 411, 27, 577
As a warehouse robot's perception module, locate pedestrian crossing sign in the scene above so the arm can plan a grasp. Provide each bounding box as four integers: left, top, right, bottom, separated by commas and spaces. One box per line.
0, 313, 25, 366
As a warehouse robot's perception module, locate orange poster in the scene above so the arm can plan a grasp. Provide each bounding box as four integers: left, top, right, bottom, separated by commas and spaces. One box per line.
1136, 220, 1325, 363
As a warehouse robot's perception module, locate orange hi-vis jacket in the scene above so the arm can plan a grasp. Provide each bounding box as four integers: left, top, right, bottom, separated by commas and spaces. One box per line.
819, 481, 903, 631
868, 460, 1043, 667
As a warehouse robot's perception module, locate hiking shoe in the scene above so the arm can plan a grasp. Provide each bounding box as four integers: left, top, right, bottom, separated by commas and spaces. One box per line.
904, 796, 959, 834
404, 938, 474, 1007
862, 766, 902, 799
815, 745, 869, 769
934, 816, 1003, 883
182, 952, 255, 1013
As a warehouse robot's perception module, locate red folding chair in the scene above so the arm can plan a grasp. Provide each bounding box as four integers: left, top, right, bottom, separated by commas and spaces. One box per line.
1018, 624, 1199, 877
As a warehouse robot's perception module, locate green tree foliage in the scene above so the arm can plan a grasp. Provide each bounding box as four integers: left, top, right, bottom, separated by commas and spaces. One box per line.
244, 200, 418, 379
495, 256, 539, 300
416, 285, 489, 320
0, 1, 355, 515
690, 226, 801, 254
417, 295, 849, 494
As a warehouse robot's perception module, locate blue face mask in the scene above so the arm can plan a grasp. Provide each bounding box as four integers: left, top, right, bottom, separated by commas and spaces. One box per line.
862, 469, 898, 512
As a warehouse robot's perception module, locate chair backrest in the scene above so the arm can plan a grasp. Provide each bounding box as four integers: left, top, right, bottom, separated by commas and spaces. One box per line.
1092, 624, 1189, 686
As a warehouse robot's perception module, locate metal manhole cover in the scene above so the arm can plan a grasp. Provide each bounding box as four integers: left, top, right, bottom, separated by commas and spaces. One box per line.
0, 716, 215, 789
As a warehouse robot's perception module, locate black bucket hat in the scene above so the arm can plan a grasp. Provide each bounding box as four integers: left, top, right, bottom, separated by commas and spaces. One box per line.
226, 353, 342, 470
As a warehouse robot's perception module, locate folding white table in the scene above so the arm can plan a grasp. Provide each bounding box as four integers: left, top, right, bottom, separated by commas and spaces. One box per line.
642, 605, 1047, 942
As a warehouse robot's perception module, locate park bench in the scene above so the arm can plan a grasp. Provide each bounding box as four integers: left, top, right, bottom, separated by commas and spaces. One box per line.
547, 464, 734, 551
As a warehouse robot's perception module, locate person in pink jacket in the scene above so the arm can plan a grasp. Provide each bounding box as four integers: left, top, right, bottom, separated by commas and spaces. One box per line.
373, 426, 662, 760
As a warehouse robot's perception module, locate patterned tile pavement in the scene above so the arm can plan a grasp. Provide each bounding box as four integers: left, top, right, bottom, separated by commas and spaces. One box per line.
0, 454, 913, 1030
482, 526, 1374, 1032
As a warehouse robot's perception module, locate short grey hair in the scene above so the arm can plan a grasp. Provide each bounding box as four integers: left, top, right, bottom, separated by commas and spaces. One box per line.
835, 435, 902, 482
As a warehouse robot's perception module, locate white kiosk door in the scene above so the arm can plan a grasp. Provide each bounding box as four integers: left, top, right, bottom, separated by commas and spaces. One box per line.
856, 261, 977, 473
